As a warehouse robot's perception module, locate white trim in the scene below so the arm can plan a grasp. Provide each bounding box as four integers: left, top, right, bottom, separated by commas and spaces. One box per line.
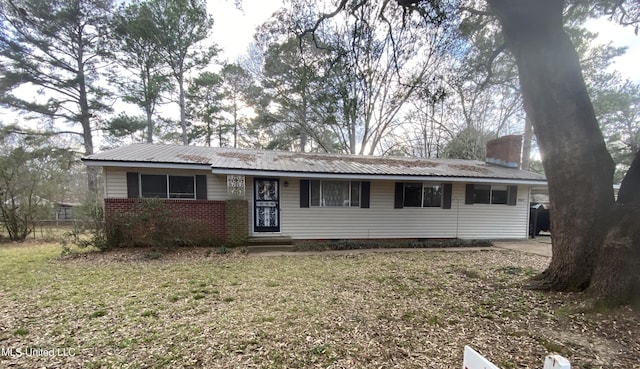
212, 168, 547, 186
83, 160, 211, 170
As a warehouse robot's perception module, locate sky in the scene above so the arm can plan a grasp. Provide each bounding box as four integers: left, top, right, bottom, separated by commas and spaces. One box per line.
207, 0, 284, 62
207, 0, 640, 83
587, 18, 640, 83
1, 1, 638, 139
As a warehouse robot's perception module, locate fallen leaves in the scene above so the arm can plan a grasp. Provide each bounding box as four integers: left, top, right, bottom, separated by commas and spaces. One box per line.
0, 244, 637, 368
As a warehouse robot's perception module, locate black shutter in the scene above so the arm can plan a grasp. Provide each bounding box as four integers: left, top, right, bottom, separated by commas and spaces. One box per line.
360, 181, 370, 208
394, 182, 404, 208
300, 179, 310, 208
195, 175, 207, 199
126, 172, 139, 198
442, 183, 452, 209
508, 185, 518, 206
465, 184, 475, 204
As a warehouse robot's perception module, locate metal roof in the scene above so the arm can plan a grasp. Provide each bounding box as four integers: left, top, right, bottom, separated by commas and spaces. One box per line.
83, 143, 546, 183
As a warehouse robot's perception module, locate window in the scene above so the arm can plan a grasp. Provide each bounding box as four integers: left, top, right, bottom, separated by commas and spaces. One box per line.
140, 174, 195, 199
403, 183, 423, 207
402, 183, 442, 208
141, 174, 167, 198
490, 185, 508, 205
310, 180, 360, 207
473, 184, 508, 204
423, 185, 443, 207
467, 184, 516, 205
472, 184, 491, 204
395, 182, 450, 209
169, 176, 195, 199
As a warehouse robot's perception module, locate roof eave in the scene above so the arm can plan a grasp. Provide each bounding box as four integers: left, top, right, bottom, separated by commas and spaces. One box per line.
82, 159, 212, 170
211, 167, 547, 186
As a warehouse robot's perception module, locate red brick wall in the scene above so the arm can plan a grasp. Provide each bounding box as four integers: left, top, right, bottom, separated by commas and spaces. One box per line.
486, 135, 522, 168
225, 199, 248, 245
104, 198, 226, 242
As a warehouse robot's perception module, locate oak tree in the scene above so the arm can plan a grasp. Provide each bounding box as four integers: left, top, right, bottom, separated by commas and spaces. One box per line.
311, 0, 640, 304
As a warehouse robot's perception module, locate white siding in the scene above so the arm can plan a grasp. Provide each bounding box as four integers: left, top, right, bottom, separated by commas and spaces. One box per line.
247, 177, 530, 240
103, 167, 128, 198
454, 184, 530, 239
104, 170, 531, 240
103, 167, 227, 200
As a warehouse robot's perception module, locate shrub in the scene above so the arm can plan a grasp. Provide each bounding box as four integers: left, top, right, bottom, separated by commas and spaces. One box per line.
104, 199, 224, 249
63, 199, 109, 252
293, 238, 494, 251
64, 198, 225, 251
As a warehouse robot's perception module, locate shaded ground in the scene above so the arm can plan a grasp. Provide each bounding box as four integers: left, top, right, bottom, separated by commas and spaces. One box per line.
0, 243, 637, 368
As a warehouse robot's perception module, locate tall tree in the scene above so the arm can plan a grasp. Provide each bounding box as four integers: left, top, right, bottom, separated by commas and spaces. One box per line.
253, 34, 335, 152
432, 0, 626, 169
220, 63, 257, 148
0, 0, 113, 194
255, 0, 454, 154
148, 0, 216, 145
186, 71, 226, 147
483, 0, 640, 303
309, 0, 640, 304
324, 1, 455, 155
398, 85, 450, 158
592, 79, 640, 182
107, 0, 170, 143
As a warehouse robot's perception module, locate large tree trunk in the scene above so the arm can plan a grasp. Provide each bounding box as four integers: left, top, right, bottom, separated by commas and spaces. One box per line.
178, 72, 188, 145
521, 115, 533, 170
77, 39, 98, 196
589, 151, 640, 302
486, 0, 632, 297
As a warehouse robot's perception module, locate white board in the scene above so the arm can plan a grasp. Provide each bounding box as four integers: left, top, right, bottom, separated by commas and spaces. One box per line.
463, 346, 500, 369
543, 355, 571, 369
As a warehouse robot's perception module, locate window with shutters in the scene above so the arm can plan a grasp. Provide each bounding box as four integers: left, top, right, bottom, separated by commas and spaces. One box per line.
472, 184, 508, 205
401, 183, 443, 208
309, 180, 361, 207
140, 174, 195, 199
467, 184, 517, 205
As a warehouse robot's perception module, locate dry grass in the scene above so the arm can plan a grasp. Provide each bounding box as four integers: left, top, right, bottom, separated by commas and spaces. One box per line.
0, 243, 638, 368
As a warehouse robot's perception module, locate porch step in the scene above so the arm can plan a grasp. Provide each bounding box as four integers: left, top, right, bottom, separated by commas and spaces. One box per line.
246, 244, 295, 253
246, 236, 293, 246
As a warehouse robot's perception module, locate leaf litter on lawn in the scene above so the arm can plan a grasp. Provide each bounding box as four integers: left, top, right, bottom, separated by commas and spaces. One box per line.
0, 244, 638, 368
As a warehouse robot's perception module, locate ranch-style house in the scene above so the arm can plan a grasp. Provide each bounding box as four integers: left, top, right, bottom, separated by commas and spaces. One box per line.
82, 135, 546, 245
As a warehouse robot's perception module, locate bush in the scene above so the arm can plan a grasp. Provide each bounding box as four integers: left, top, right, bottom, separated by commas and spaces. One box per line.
63, 199, 109, 252
293, 238, 494, 252
64, 198, 226, 251
103, 199, 224, 249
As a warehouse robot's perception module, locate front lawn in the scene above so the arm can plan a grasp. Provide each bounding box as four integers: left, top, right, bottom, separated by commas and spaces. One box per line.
0, 244, 637, 368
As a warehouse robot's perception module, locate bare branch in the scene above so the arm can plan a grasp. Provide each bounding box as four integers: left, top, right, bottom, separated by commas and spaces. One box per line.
479, 42, 507, 89
301, 0, 349, 37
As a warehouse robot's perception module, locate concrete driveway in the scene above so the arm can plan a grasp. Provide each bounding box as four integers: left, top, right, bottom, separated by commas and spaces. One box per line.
493, 235, 552, 257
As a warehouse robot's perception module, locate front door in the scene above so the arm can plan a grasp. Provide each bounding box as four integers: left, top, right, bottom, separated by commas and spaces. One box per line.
254, 178, 280, 233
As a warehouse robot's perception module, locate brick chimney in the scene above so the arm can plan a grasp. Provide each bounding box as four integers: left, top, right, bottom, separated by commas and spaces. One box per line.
485, 135, 522, 169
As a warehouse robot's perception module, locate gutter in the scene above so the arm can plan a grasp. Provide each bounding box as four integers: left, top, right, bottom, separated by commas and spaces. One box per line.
211, 167, 548, 186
